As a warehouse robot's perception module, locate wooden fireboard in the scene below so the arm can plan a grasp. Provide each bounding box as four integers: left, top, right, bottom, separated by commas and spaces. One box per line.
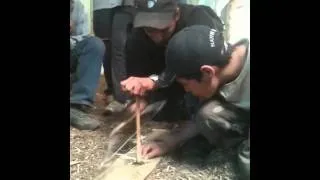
94, 146, 162, 180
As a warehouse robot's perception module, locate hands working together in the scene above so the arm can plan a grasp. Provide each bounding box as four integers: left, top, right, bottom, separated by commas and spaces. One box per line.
121, 76, 169, 158
120, 76, 156, 113
120, 77, 198, 159
120, 77, 156, 97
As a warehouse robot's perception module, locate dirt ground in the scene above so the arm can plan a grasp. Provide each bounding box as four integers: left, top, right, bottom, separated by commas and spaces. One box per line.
70, 76, 116, 180
70, 76, 172, 180
70, 76, 240, 180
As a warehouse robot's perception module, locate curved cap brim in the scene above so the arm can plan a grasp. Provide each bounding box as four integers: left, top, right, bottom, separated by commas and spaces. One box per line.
134, 12, 174, 29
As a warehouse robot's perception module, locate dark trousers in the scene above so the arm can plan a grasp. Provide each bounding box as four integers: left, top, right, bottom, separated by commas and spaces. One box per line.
187, 94, 250, 179
93, 8, 114, 95
190, 95, 250, 148
93, 7, 135, 102
70, 36, 105, 106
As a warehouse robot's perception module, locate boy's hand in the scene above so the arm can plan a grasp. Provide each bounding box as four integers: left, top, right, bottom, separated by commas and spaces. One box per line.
140, 141, 171, 159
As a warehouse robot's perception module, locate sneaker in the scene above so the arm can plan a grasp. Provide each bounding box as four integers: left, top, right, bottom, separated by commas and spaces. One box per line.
104, 100, 129, 115
106, 95, 114, 102
70, 106, 100, 130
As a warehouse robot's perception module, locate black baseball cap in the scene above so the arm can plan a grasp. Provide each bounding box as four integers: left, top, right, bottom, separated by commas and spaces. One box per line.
134, 0, 178, 29
166, 25, 228, 77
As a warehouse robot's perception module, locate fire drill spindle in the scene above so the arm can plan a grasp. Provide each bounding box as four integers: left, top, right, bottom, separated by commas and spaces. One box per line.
135, 97, 142, 163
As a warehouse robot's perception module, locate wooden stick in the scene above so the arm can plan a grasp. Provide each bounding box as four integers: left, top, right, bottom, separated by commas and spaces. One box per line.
135, 96, 142, 163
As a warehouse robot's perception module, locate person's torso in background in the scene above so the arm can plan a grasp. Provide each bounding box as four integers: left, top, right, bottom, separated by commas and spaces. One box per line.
220, 0, 250, 44
93, 0, 135, 10
193, 0, 250, 44
70, 0, 90, 49
70, 0, 90, 36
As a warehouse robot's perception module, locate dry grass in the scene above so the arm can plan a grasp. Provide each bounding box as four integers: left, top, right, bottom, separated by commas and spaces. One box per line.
70, 76, 118, 180
146, 139, 240, 180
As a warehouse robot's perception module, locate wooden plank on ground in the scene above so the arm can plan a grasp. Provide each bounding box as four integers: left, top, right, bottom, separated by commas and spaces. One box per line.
95, 147, 162, 180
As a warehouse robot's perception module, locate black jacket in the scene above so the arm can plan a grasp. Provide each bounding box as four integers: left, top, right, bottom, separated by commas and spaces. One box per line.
125, 4, 224, 87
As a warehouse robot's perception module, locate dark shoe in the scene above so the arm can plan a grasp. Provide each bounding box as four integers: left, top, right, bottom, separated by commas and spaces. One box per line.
106, 95, 114, 102
104, 100, 128, 115
70, 107, 100, 130
71, 103, 92, 113
238, 140, 250, 180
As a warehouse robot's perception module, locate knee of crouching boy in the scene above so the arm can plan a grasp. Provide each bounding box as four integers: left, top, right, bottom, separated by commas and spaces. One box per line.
195, 100, 232, 131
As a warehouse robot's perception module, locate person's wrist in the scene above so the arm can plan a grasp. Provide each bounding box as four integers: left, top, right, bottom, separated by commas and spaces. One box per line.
148, 74, 159, 89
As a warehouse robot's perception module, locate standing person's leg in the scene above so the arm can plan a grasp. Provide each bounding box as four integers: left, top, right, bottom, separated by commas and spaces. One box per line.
105, 6, 136, 114
93, 9, 113, 39
70, 36, 105, 130
93, 8, 114, 101
102, 40, 113, 99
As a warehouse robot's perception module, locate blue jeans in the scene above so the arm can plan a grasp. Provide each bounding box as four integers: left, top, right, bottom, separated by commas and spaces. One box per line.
70, 36, 105, 107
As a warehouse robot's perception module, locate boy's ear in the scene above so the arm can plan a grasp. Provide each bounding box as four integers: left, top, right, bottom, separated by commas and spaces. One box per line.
200, 65, 215, 80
